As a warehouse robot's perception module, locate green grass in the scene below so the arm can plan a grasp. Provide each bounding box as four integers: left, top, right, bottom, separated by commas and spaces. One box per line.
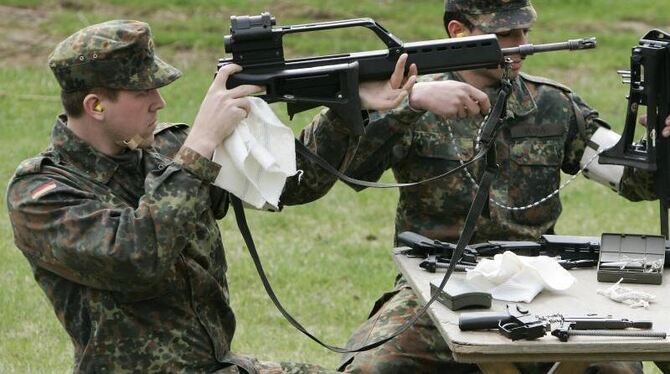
1, 0, 668, 372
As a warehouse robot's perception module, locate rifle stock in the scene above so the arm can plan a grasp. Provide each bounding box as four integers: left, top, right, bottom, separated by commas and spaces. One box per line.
218, 12, 596, 135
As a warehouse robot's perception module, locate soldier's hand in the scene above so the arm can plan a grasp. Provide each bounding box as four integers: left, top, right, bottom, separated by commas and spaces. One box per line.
408, 80, 490, 119
638, 114, 670, 137
184, 64, 264, 159
359, 53, 417, 111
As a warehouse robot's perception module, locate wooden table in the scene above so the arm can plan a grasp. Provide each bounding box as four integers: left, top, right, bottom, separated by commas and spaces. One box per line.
393, 248, 670, 373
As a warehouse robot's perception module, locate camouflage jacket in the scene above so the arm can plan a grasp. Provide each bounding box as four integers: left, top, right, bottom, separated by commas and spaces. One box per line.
6, 115, 339, 373
303, 72, 656, 242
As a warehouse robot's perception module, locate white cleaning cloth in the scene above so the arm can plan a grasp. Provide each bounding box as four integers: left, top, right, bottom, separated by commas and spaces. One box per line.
466, 251, 576, 303
212, 97, 297, 211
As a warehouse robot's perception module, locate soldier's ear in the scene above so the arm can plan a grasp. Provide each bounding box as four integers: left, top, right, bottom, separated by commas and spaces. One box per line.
83, 94, 105, 119
447, 20, 468, 38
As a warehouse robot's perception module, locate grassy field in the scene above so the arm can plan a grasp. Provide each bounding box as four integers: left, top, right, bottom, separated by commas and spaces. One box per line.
1, 0, 669, 372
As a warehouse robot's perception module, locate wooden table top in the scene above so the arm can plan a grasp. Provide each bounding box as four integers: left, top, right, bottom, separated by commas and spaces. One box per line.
393, 248, 670, 363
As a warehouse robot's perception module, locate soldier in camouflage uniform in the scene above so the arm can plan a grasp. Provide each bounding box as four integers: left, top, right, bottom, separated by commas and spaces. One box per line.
298, 1, 670, 373
5, 19, 419, 374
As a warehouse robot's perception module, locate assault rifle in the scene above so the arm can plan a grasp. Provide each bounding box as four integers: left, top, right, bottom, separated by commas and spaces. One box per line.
599, 29, 670, 238
219, 12, 596, 135
459, 304, 664, 342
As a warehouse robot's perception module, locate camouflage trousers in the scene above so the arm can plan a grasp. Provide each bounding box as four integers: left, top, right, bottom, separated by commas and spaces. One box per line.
252, 361, 336, 374
339, 276, 644, 374
214, 352, 337, 374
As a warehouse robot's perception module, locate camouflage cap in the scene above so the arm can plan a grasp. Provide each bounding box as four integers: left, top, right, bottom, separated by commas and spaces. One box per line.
445, 0, 537, 33
48, 20, 181, 92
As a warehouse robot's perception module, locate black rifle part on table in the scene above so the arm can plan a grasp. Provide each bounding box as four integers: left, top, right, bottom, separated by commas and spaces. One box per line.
397, 231, 670, 275
459, 304, 665, 342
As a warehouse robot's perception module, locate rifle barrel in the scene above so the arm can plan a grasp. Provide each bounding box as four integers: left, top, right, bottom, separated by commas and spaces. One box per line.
502, 37, 597, 57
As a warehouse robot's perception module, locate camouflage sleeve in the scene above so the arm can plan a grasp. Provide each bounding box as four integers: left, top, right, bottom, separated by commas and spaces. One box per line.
341, 97, 419, 191
563, 93, 656, 200
619, 167, 657, 201
6, 146, 221, 292
280, 109, 359, 205
280, 99, 419, 205
561, 92, 602, 175
152, 123, 229, 218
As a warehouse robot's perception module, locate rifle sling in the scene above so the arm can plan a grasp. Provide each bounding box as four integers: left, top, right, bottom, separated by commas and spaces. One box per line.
230, 83, 510, 353
230, 158, 497, 352
294, 139, 484, 188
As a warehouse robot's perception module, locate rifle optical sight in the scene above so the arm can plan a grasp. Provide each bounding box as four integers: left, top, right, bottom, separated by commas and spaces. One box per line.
224, 12, 277, 55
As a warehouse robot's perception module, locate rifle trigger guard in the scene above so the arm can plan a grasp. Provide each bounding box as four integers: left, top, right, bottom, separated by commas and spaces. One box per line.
498, 320, 547, 341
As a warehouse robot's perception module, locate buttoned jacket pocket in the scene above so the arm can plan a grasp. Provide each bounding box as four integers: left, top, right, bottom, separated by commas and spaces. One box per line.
507, 134, 564, 226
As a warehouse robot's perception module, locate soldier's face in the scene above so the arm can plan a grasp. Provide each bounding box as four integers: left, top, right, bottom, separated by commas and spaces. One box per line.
102, 88, 166, 149
470, 27, 530, 84
494, 28, 530, 72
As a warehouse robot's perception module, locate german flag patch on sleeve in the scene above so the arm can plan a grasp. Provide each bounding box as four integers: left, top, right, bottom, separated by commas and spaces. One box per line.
30, 181, 57, 200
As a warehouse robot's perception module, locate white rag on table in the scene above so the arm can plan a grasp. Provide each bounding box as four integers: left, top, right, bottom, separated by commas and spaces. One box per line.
466, 251, 576, 303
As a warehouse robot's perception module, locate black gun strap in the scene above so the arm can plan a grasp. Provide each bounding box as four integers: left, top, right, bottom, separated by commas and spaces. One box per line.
230, 155, 497, 353
230, 82, 510, 353
231, 195, 388, 353
293, 75, 511, 190
294, 139, 485, 188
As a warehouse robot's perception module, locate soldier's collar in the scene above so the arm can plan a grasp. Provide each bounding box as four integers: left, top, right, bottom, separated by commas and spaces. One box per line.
505, 76, 536, 119
51, 115, 120, 183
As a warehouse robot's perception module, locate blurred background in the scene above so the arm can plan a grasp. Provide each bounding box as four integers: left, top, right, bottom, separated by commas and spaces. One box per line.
1, 0, 668, 372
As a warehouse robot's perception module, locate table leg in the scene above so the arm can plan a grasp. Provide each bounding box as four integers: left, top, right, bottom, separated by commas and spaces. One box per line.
478, 362, 521, 374
547, 362, 590, 374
